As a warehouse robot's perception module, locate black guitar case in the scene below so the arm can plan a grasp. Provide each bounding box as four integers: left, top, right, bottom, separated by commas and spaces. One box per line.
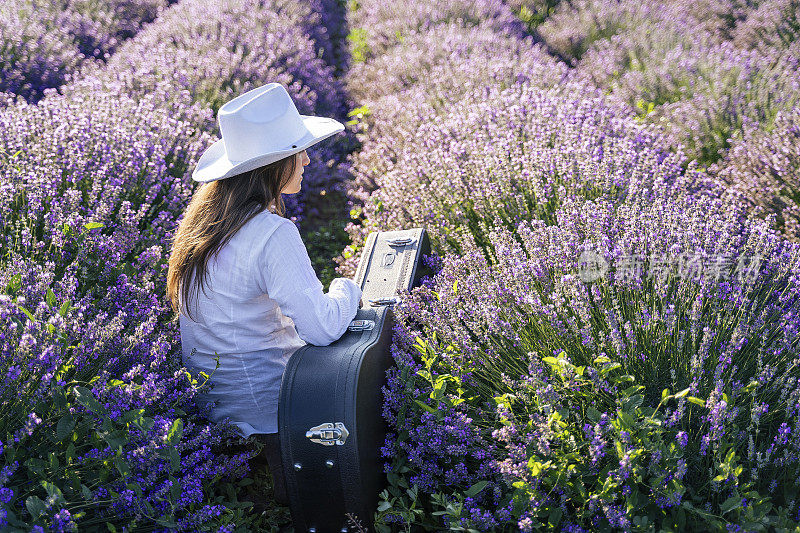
278, 228, 432, 532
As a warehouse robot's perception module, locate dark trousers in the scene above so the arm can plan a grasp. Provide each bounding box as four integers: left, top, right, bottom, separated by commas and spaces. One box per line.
251, 432, 289, 506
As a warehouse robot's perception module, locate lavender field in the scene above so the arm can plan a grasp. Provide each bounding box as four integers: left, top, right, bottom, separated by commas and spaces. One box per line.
1, 0, 799, 531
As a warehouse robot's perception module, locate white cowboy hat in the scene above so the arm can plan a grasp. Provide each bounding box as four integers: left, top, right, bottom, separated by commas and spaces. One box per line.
192, 83, 345, 183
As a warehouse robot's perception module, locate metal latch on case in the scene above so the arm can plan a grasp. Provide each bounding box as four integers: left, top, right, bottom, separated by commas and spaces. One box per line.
348, 319, 375, 331
306, 422, 349, 446
368, 297, 398, 306
387, 237, 415, 247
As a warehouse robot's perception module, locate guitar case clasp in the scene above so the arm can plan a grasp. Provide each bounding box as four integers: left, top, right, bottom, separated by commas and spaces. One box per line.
306, 422, 350, 446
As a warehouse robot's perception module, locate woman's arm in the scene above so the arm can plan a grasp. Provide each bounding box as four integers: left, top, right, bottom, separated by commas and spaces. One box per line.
259, 219, 361, 346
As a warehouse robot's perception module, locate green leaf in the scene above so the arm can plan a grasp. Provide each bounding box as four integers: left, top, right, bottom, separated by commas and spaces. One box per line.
617, 410, 636, 429
17, 305, 34, 321
168, 447, 180, 473
528, 459, 545, 477
155, 517, 177, 528
26, 457, 48, 477
101, 431, 127, 451
686, 396, 705, 407
720, 496, 742, 514
73, 386, 105, 414
106, 523, 118, 533
56, 415, 76, 441
586, 406, 601, 423
25, 496, 47, 520
167, 418, 184, 444
725, 448, 736, 464
377, 501, 392, 512
46, 288, 57, 308
414, 400, 437, 415
742, 380, 760, 394
170, 476, 181, 501
464, 481, 488, 498
132, 416, 155, 433
622, 385, 645, 396
83, 222, 104, 231
661, 388, 670, 400
115, 456, 131, 477
674, 388, 690, 399
41, 481, 65, 505
548, 508, 563, 527
5, 273, 22, 295
623, 394, 644, 412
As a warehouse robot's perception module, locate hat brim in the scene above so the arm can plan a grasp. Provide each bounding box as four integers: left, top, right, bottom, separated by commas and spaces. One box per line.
192, 115, 345, 183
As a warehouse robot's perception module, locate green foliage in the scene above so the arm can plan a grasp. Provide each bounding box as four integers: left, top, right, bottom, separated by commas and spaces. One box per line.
1, 381, 184, 530
0, 294, 277, 531
346, 104, 372, 129
302, 192, 352, 290
518, 1, 561, 32
348, 27, 370, 63
378, 323, 800, 531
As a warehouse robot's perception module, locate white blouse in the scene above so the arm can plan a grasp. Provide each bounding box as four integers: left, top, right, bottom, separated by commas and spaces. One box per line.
179, 208, 362, 436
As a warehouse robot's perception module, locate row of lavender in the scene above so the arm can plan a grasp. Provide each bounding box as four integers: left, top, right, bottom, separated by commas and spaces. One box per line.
0, 0, 348, 530
532, 0, 800, 240
341, 0, 800, 530
0, 0, 176, 103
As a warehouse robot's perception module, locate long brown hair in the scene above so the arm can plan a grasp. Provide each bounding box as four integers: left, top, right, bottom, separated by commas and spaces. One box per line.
167, 153, 297, 321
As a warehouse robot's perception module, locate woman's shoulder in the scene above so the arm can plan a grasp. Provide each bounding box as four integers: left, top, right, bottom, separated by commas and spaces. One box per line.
245, 210, 300, 244
247, 208, 292, 230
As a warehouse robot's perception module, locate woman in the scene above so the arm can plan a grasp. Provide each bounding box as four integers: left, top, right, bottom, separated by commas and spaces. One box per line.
166, 83, 362, 507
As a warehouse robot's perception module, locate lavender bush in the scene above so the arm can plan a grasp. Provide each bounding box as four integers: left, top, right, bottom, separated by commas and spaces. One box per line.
62, 0, 353, 227
713, 106, 800, 242
4, 0, 800, 528
341, 0, 800, 529
341, 21, 567, 242
66, 0, 346, 118
0, 0, 353, 529
338, 0, 568, 275
0, 88, 258, 530
379, 191, 800, 530
732, 0, 800, 51
0, 0, 172, 103
56, 0, 173, 60
347, 21, 565, 129
346, 0, 526, 63
341, 81, 720, 276
573, 26, 800, 165
0, 1, 83, 103
537, 0, 746, 63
